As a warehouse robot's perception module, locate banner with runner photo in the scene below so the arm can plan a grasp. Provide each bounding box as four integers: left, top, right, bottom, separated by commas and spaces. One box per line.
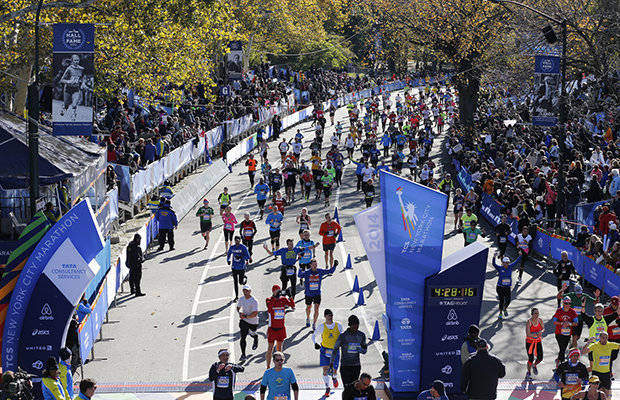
227, 41, 243, 81
531, 55, 560, 126
380, 170, 447, 392
52, 23, 95, 135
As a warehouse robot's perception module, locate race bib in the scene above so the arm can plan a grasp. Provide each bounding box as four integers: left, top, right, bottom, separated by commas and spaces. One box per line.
613, 326, 620, 336
566, 373, 578, 385
561, 326, 571, 336
325, 349, 333, 357
272, 221, 281, 228
274, 397, 288, 400
327, 230, 334, 237
224, 223, 233, 231
347, 343, 360, 353
499, 237, 507, 243
300, 223, 308, 230
501, 277, 511, 286
222, 201, 229, 206
562, 280, 570, 288
468, 233, 477, 240
244, 229, 253, 237
573, 306, 582, 314
286, 267, 295, 276
310, 282, 319, 291
600, 355, 610, 366
217, 376, 230, 388
274, 309, 285, 320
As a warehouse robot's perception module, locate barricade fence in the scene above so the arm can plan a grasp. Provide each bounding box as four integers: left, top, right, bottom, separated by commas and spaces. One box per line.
455, 162, 620, 298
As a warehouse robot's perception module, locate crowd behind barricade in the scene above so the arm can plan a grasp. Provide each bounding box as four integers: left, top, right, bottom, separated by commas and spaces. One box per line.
444, 77, 620, 272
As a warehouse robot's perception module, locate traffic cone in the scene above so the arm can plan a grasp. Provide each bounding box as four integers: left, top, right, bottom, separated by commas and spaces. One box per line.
371, 320, 383, 341
357, 289, 366, 306
333, 207, 340, 224
352, 275, 360, 292
345, 254, 352, 269
337, 229, 344, 242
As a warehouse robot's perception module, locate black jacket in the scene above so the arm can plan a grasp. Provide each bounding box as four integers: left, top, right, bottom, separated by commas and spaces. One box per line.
126, 240, 144, 269
460, 349, 506, 399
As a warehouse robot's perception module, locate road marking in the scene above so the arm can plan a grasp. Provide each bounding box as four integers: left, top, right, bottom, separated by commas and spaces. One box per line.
205, 278, 233, 285
182, 189, 252, 381
197, 296, 231, 304
189, 340, 234, 352
193, 316, 230, 326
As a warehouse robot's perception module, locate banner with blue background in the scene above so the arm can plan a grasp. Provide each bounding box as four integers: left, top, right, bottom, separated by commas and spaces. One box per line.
380, 171, 447, 392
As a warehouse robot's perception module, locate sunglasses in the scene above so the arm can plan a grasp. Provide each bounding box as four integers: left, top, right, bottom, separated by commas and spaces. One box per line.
274, 359, 284, 362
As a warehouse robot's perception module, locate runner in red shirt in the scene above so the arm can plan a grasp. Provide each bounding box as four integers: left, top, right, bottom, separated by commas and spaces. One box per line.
266, 284, 295, 368
604, 296, 620, 374
553, 296, 579, 366
239, 213, 257, 262
272, 191, 287, 215
318, 213, 341, 269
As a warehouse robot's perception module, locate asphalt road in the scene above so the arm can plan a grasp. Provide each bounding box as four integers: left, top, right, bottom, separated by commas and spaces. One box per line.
82, 87, 590, 387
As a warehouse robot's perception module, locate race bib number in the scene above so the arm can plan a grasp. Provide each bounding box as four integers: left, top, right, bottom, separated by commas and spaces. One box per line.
222, 201, 229, 206
300, 223, 308, 230
573, 306, 582, 314
325, 349, 333, 357
347, 343, 360, 353
566, 373, 578, 385
272, 221, 281, 228
613, 326, 620, 336
217, 376, 230, 388
274, 396, 288, 400
561, 326, 571, 336
499, 237, 507, 243
354, 397, 368, 400
600, 355, 610, 366
562, 280, 570, 287
274, 309, 285, 320
501, 277, 511, 286
225, 223, 233, 230
468, 232, 477, 240
327, 230, 334, 237
286, 267, 295, 276
310, 282, 319, 291
244, 229, 253, 237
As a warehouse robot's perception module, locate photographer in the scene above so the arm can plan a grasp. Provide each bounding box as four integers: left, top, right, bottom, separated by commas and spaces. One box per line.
208, 349, 244, 400
42, 357, 69, 400
1, 370, 33, 400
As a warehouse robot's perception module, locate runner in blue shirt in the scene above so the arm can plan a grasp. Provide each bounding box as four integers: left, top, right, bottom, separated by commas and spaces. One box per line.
254, 178, 270, 219
296, 229, 320, 283
493, 254, 521, 319
299, 258, 337, 330
264, 239, 303, 298
333, 157, 345, 188
227, 236, 251, 302
265, 207, 284, 252
260, 351, 299, 400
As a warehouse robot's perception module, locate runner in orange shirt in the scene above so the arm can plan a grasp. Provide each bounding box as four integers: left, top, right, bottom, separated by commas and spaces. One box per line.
246, 153, 257, 188
318, 213, 341, 269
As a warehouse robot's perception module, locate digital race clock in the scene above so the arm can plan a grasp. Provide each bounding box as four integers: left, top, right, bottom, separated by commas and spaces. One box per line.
427, 285, 481, 306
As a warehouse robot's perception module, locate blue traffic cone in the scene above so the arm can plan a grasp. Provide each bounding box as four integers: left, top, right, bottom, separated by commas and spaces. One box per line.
333, 207, 340, 224
357, 289, 366, 306
337, 229, 344, 242
345, 254, 352, 269
372, 320, 383, 341
352, 275, 360, 292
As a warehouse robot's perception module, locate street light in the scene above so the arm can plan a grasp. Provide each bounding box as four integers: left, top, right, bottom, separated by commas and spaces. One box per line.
488, 0, 568, 219
28, 0, 45, 217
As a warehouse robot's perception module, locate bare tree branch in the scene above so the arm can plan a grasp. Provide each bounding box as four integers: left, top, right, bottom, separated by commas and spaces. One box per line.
0, 0, 99, 23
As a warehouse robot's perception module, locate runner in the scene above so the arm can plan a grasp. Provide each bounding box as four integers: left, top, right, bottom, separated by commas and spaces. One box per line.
330, 315, 368, 386
570, 376, 607, 400
581, 303, 618, 341
299, 258, 337, 330
312, 309, 343, 397
319, 213, 341, 268
364, 179, 375, 208
557, 283, 601, 348
260, 352, 299, 400
296, 229, 319, 285
582, 333, 619, 397
463, 220, 485, 247
272, 190, 287, 215
227, 236, 251, 302
237, 285, 259, 362
221, 206, 238, 253
554, 251, 576, 305
196, 199, 214, 249
492, 254, 520, 319
525, 307, 544, 380
218, 187, 232, 216
516, 226, 533, 284
452, 189, 465, 231
301, 168, 314, 202
296, 208, 312, 240
554, 296, 579, 366
265, 207, 284, 253
556, 348, 588, 400
208, 349, 244, 400
282, 162, 300, 203
254, 178, 270, 219
278, 138, 289, 164
604, 297, 620, 376
265, 286, 295, 369
263, 239, 303, 298
239, 213, 257, 262
246, 154, 257, 188
494, 214, 511, 257
321, 169, 334, 207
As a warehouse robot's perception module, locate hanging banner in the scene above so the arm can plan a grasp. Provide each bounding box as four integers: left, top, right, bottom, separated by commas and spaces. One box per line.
354, 204, 387, 304
380, 171, 448, 392
52, 23, 95, 136
531, 55, 560, 126
227, 41, 243, 81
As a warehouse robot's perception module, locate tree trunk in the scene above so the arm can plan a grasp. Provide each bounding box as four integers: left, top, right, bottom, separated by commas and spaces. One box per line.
13, 65, 32, 117
243, 33, 254, 73
455, 73, 480, 141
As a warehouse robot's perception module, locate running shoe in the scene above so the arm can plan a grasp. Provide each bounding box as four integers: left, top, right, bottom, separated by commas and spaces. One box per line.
498, 311, 503, 319
517, 278, 522, 285
312, 323, 316, 331
325, 387, 331, 397
533, 365, 538, 375
242, 275, 248, 285
332, 376, 339, 388
504, 310, 508, 317
233, 297, 238, 302
240, 354, 247, 362
306, 318, 311, 328
525, 372, 532, 380
252, 338, 259, 351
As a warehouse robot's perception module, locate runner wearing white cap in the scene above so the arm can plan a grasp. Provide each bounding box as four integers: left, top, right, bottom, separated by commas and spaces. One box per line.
237, 285, 259, 362
492, 253, 521, 319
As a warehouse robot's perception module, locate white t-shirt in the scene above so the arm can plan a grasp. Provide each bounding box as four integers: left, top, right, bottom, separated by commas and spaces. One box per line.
238, 295, 259, 325
279, 142, 288, 152
331, 135, 339, 146
361, 167, 375, 182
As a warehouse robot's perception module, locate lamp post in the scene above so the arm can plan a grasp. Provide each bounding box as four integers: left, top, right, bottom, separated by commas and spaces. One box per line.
28, 0, 45, 217
488, 0, 567, 219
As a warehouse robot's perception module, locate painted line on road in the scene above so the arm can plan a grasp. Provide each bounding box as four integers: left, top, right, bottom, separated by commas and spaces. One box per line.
197, 296, 231, 304
193, 316, 230, 327
189, 339, 234, 352
182, 188, 253, 381
204, 278, 233, 285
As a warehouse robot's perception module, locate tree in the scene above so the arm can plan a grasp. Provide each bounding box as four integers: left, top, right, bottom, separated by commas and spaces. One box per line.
371, 0, 511, 134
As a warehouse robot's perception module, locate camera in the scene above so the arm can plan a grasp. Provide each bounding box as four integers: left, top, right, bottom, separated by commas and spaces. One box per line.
273, 287, 292, 299
2, 368, 34, 400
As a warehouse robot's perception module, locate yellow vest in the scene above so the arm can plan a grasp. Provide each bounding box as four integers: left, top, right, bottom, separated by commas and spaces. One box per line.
321, 322, 341, 349
589, 317, 608, 340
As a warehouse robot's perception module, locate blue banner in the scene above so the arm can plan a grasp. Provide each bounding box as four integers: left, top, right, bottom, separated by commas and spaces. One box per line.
533, 230, 551, 255
380, 171, 448, 392
583, 260, 606, 289
576, 201, 605, 230
532, 55, 560, 126
52, 24, 95, 136
2, 200, 104, 374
